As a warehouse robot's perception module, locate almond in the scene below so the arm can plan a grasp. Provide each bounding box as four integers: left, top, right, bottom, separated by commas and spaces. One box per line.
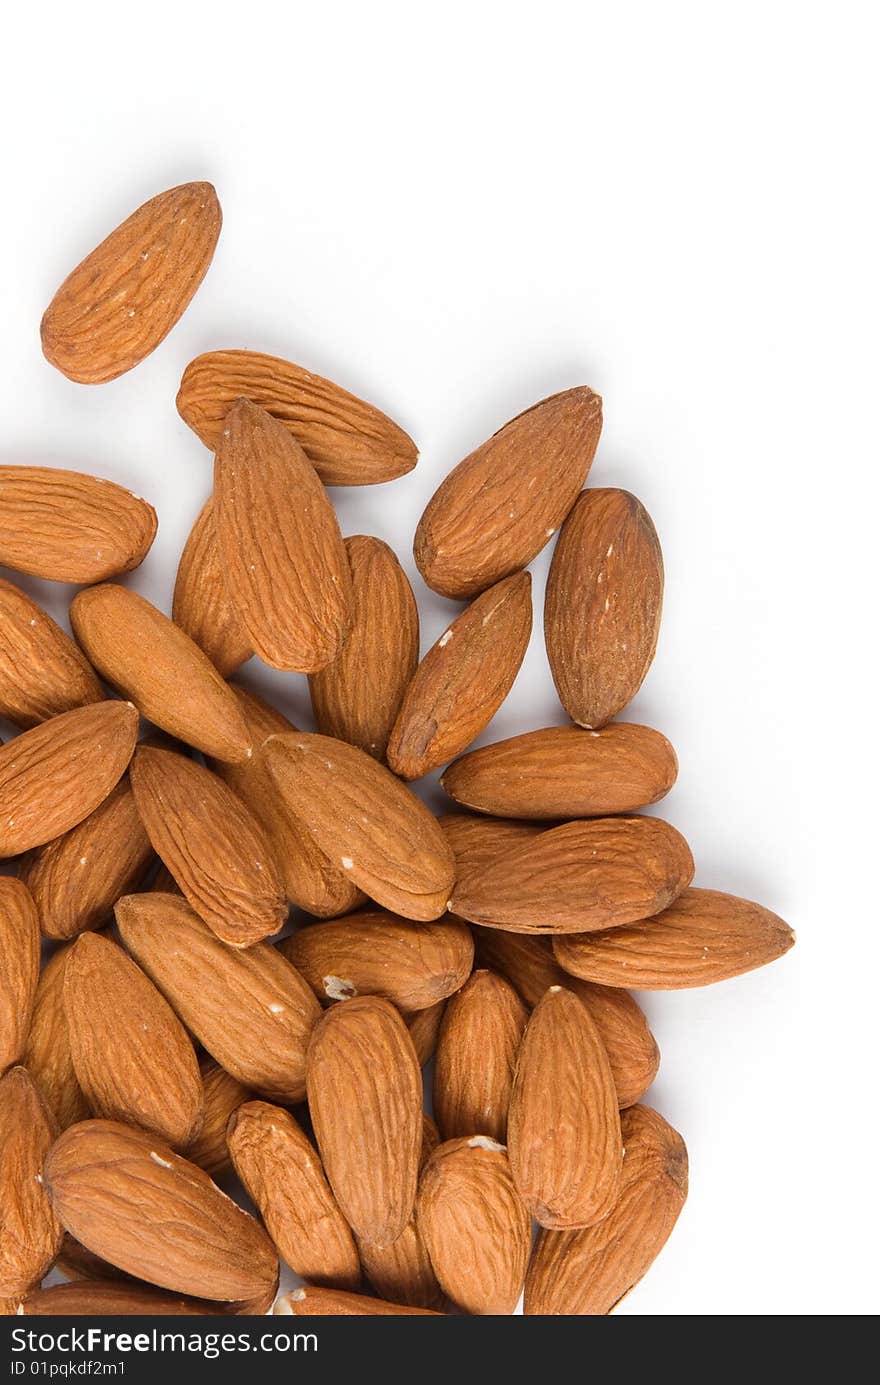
184, 1058, 253, 1178
279, 912, 473, 1012
173, 498, 253, 675
406, 1000, 446, 1067
41, 181, 222, 384
0, 880, 40, 1074
0, 578, 103, 728
63, 932, 203, 1147
524, 1104, 688, 1315
213, 398, 354, 672
227, 1100, 361, 1291
307, 996, 422, 1246
22, 946, 89, 1131
0, 1067, 63, 1298
129, 745, 287, 947
309, 535, 419, 759
358, 1117, 444, 1310
450, 815, 694, 933
70, 585, 251, 763
275, 1286, 440, 1316
0, 701, 138, 857
508, 986, 622, 1229
439, 811, 542, 877
116, 892, 321, 1103
545, 488, 663, 729
553, 886, 796, 988
55, 1233, 131, 1284
264, 732, 456, 921
0, 467, 157, 583
387, 572, 533, 780
433, 970, 527, 1143
16, 1280, 228, 1316
441, 722, 678, 819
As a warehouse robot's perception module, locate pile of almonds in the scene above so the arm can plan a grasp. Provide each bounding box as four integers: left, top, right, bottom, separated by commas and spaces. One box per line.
0, 181, 794, 1319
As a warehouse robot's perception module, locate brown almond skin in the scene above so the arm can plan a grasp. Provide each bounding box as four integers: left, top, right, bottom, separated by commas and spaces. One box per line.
17, 1280, 229, 1316
417, 1136, 530, 1315
116, 892, 321, 1103
434, 970, 527, 1143
309, 535, 419, 759
184, 1058, 253, 1178
0, 879, 40, 1074
22, 946, 89, 1130
414, 387, 603, 599
553, 886, 796, 988
545, 488, 663, 729
442, 722, 678, 820
358, 1118, 443, 1310
173, 498, 253, 675
264, 732, 456, 921
41, 182, 222, 384
275, 1286, 439, 1316
0, 468, 157, 583
387, 572, 533, 780
280, 912, 474, 1012
214, 398, 354, 672
307, 996, 422, 1246
177, 349, 418, 487
54, 1233, 132, 1284
451, 815, 694, 933
439, 812, 542, 877
0, 578, 103, 728
406, 1000, 446, 1066
130, 745, 287, 948
525, 1104, 688, 1315
228, 1101, 360, 1291
43, 1120, 278, 1301
70, 585, 251, 763
63, 933, 203, 1147
0, 701, 139, 857
0, 1068, 63, 1298
508, 987, 623, 1229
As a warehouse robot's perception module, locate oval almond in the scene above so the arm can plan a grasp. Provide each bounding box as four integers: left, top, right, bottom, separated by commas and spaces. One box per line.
184, 1058, 253, 1179
0, 879, 40, 1075
0, 1068, 63, 1299
173, 499, 253, 676
433, 970, 527, 1143
0, 578, 103, 728
22, 946, 89, 1131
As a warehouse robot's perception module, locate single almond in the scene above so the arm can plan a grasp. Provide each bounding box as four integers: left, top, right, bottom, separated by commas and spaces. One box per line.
17, 1280, 228, 1316
0, 578, 103, 728
22, 946, 89, 1131
184, 1057, 253, 1178
275, 1286, 440, 1316
173, 498, 253, 675
439, 812, 542, 877
0, 1067, 63, 1298
387, 572, 533, 780
0, 880, 40, 1075
358, 1118, 444, 1310
406, 1000, 447, 1067
433, 970, 527, 1143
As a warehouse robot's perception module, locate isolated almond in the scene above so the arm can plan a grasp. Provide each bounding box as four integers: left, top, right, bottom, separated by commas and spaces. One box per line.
129, 745, 286, 947
451, 815, 694, 933
0, 880, 40, 1074
63, 932, 203, 1147
116, 892, 321, 1103
508, 986, 622, 1229
0, 1067, 63, 1298
22, 946, 89, 1131
177, 349, 417, 486
70, 585, 251, 763
309, 535, 419, 759
17, 1280, 228, 1316
307, 996, 422, 1246
265, 732, 456, 921
41, 181, 222, 384
0, 701, 138, 857
0, 578, 102, 728
0, 468, 157, 583
414, 387, 602, 599
358, 1117, 444, 1310
442, 722, 678, 819
44, 1120, 278, 1301
387, 572, 533, 780
545, 489, 663, 729
439, 812, 542, 877
173, 498, 253, 675
184, 1058, 253, 1178
279, 912, 473, 1012
524, 1104, 688, 1315
228, 1100, 360, 1291
553, 886, 796, 988
275, 1286, 440, 1316
433, 970, 527, 1143
213, 398, 354, 672
406, 1001, 447, 1067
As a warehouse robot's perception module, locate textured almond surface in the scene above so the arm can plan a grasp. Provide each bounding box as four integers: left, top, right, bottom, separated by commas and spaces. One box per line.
553, 886, 796, 988
116, 892, 321, 1103
387, 572, 532, 780
434, 970, 527, 1143
41, 182, 222, 384
213, 398, 353, 672
43, 1120, 278, 1301
508, 987, 622, 1229
22, 946, 89, 1131
545, 488, 663, 729
406, 1000, 447, 1067
451, 815, 694, 933
130, 745, 286, 947
64, 932, 203, 1147
0, 468, 157, 583
0, 578, 103, 729
0, 701, 139, 857
228, 1101, 360, 1290
275, 1286, 439, 1316
525, 1105, 688, 1314
70, 585, 251, 763
54, 1232, 132, 1284
173, 499, 253, 675
17, 1280, 227, 1316
309, 535, 419, 759
358, 1119, 443, 1310
442, 722, 678, 819
0, 1068, 63, 1298
265, 732, 456, 920
184, 1058, 253, 1178
439, 812, 542, 877
307, 996, 422, 1245
0, 879, 40, 1075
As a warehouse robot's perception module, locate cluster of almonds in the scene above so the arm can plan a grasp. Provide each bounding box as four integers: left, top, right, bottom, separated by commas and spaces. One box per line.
0, 181, 794, 1318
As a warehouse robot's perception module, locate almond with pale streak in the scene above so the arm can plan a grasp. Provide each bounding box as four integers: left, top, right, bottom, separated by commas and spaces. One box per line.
0, 1067, 63, 1298
0, 880, 40, 1074
173, 499, 253, 675
0, 578, 102, 728
433, 970, 527, 1143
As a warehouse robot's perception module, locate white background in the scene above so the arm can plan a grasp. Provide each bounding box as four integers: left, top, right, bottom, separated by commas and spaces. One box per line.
3, 2, 878, 1316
